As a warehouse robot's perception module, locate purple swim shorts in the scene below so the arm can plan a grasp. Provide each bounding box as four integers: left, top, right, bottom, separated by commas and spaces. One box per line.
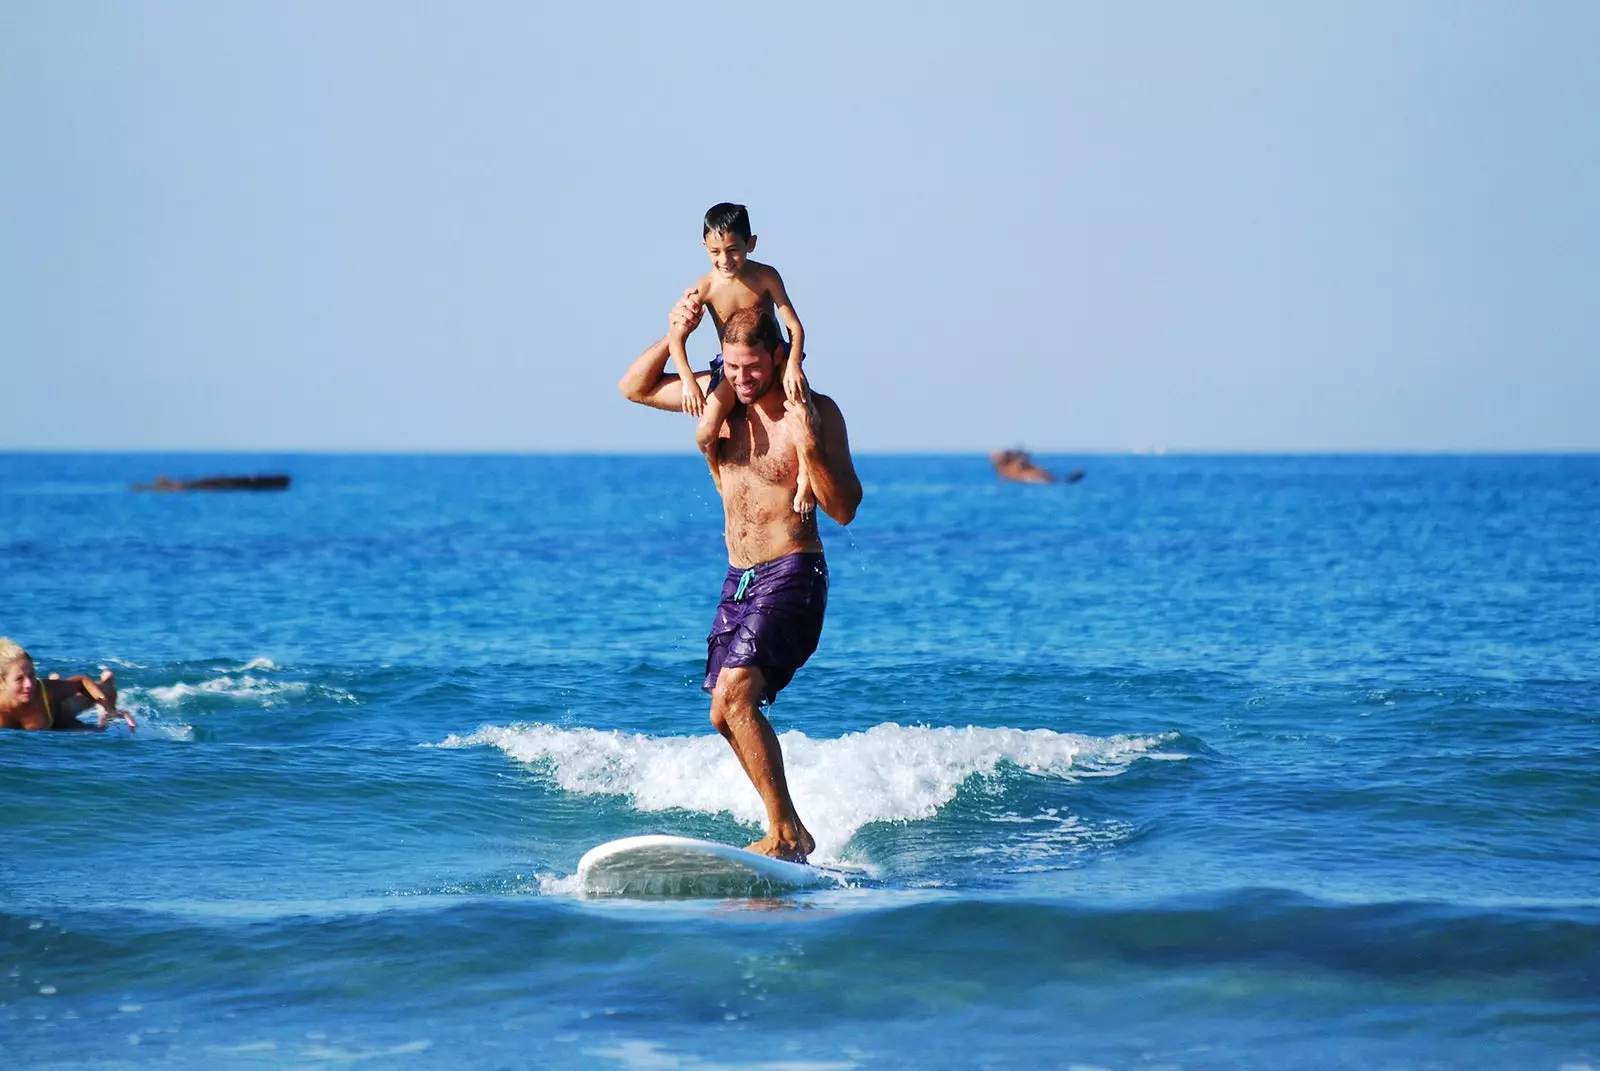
703, 552, 829, 704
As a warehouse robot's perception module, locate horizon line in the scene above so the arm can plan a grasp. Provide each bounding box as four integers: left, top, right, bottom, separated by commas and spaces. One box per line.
4, 447, 1599, 458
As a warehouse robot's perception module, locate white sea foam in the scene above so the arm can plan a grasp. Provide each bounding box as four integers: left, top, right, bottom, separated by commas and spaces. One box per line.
141, 673, 348, 708
440, 722, 1179, 863
120, 706, 194, 741
589, 1040, 858, 1071
145, 676, 300, 705
303, 1040, 432, 1061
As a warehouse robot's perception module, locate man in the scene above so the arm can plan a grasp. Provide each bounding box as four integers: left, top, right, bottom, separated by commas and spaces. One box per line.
619, 300, 862, 861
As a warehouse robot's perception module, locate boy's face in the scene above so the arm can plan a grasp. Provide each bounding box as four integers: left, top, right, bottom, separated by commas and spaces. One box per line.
704, 230, 754, 279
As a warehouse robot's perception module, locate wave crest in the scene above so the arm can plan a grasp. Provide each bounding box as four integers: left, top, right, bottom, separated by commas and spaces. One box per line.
440, 722, 1179, 862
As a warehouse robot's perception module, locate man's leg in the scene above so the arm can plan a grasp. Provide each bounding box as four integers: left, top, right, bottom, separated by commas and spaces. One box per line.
708, 666, 813, 860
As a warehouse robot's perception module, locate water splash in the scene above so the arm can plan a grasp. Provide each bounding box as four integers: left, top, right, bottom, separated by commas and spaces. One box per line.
440, 722, 1179, 863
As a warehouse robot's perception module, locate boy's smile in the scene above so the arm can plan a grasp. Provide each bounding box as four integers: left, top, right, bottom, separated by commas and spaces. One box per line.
704, 230, 755, 279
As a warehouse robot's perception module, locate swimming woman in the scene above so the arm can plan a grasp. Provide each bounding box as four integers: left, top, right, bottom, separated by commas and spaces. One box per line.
0, 637, 135, 731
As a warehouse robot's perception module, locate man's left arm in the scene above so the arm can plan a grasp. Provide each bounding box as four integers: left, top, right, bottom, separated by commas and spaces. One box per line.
790, 392, 861, 526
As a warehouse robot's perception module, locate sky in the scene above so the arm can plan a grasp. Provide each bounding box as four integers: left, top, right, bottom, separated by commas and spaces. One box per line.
3, 1, 1596, 453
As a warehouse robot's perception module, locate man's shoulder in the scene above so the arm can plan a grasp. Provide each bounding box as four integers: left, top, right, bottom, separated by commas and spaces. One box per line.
809, 391, 844, 415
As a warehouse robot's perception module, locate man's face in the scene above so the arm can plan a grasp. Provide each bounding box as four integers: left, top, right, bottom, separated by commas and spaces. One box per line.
1, 657, 37, 707
703, 230, 753, 279
720, 341, 776, 404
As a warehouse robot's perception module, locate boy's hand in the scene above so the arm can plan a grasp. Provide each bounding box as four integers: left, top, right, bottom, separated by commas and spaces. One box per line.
782, 353, 808, 405
681, 376, 707, 417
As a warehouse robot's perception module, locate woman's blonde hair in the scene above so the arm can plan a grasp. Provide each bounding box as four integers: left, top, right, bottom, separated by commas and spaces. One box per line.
0, 638, 28, 674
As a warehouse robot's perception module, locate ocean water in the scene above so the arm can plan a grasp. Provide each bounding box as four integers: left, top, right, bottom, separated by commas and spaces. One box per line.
2, 452, 1597, 1070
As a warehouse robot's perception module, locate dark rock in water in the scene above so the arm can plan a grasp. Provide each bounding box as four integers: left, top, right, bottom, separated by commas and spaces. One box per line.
131, 474, 291, 492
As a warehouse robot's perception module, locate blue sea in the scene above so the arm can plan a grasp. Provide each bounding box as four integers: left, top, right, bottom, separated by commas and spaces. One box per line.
3, 452, 1597, 1070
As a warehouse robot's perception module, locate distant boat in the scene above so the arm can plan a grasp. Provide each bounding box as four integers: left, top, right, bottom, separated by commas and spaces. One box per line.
131, 474, 291, 492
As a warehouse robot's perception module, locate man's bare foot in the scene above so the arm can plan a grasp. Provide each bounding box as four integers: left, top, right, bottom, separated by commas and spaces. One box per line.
746, 834, 808, 863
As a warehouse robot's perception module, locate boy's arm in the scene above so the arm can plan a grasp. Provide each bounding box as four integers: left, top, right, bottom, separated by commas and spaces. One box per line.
766, 269, 807, 402
668, 280, 712, 414
619, 294, 712, 412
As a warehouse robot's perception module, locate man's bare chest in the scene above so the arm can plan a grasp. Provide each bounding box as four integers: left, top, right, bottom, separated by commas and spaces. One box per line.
722, 416, 799, 486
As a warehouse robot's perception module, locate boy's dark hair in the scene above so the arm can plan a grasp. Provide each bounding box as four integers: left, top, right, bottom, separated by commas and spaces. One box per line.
720, 306, 784, 355
703, 202, 752, 241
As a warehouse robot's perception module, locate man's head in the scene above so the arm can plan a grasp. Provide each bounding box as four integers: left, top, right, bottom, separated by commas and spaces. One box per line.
719, 307, 785, 404
0, 639, 36, 707
703, 202, 757, 279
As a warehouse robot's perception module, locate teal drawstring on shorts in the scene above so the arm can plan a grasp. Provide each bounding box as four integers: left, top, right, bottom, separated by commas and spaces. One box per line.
733, 567, 756, 601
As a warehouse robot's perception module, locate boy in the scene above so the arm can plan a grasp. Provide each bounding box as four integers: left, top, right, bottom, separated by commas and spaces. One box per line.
666, 203, 812, 511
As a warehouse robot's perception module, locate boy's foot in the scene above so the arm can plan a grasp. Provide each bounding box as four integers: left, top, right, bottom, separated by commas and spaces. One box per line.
792, 476, 816, 514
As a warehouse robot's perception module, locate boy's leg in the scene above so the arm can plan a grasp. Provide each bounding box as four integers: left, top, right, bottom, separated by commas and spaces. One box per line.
696, 377, 736, 491
792, 454, 815, 513
781, 353, 816, 514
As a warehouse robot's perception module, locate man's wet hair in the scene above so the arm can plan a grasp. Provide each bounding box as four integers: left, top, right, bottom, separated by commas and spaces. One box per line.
703, 202, 752, 241
720, 306, 784, 355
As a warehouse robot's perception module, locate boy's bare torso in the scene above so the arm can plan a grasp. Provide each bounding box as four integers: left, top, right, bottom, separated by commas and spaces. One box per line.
699, 261, 783, 337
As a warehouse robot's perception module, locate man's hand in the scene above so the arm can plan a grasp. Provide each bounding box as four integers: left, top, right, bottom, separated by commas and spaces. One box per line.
784, 389, 821, 514
784, 389, 820, 453
782, 352, 808, 405
671, 287, 705, 333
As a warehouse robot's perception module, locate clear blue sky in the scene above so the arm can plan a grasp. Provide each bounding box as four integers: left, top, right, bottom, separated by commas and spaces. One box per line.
3, 2, 1595, 452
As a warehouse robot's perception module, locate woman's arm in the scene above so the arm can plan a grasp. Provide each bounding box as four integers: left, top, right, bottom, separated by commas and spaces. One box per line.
43, 676, 104, 730
45, 671, 131, 730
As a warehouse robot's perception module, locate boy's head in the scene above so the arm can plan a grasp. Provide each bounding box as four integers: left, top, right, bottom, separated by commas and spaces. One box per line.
703, 203, 751, 241
702, 202, 757, 279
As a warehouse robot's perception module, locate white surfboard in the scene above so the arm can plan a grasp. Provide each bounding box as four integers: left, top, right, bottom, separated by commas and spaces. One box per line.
576, 834, 835, 898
